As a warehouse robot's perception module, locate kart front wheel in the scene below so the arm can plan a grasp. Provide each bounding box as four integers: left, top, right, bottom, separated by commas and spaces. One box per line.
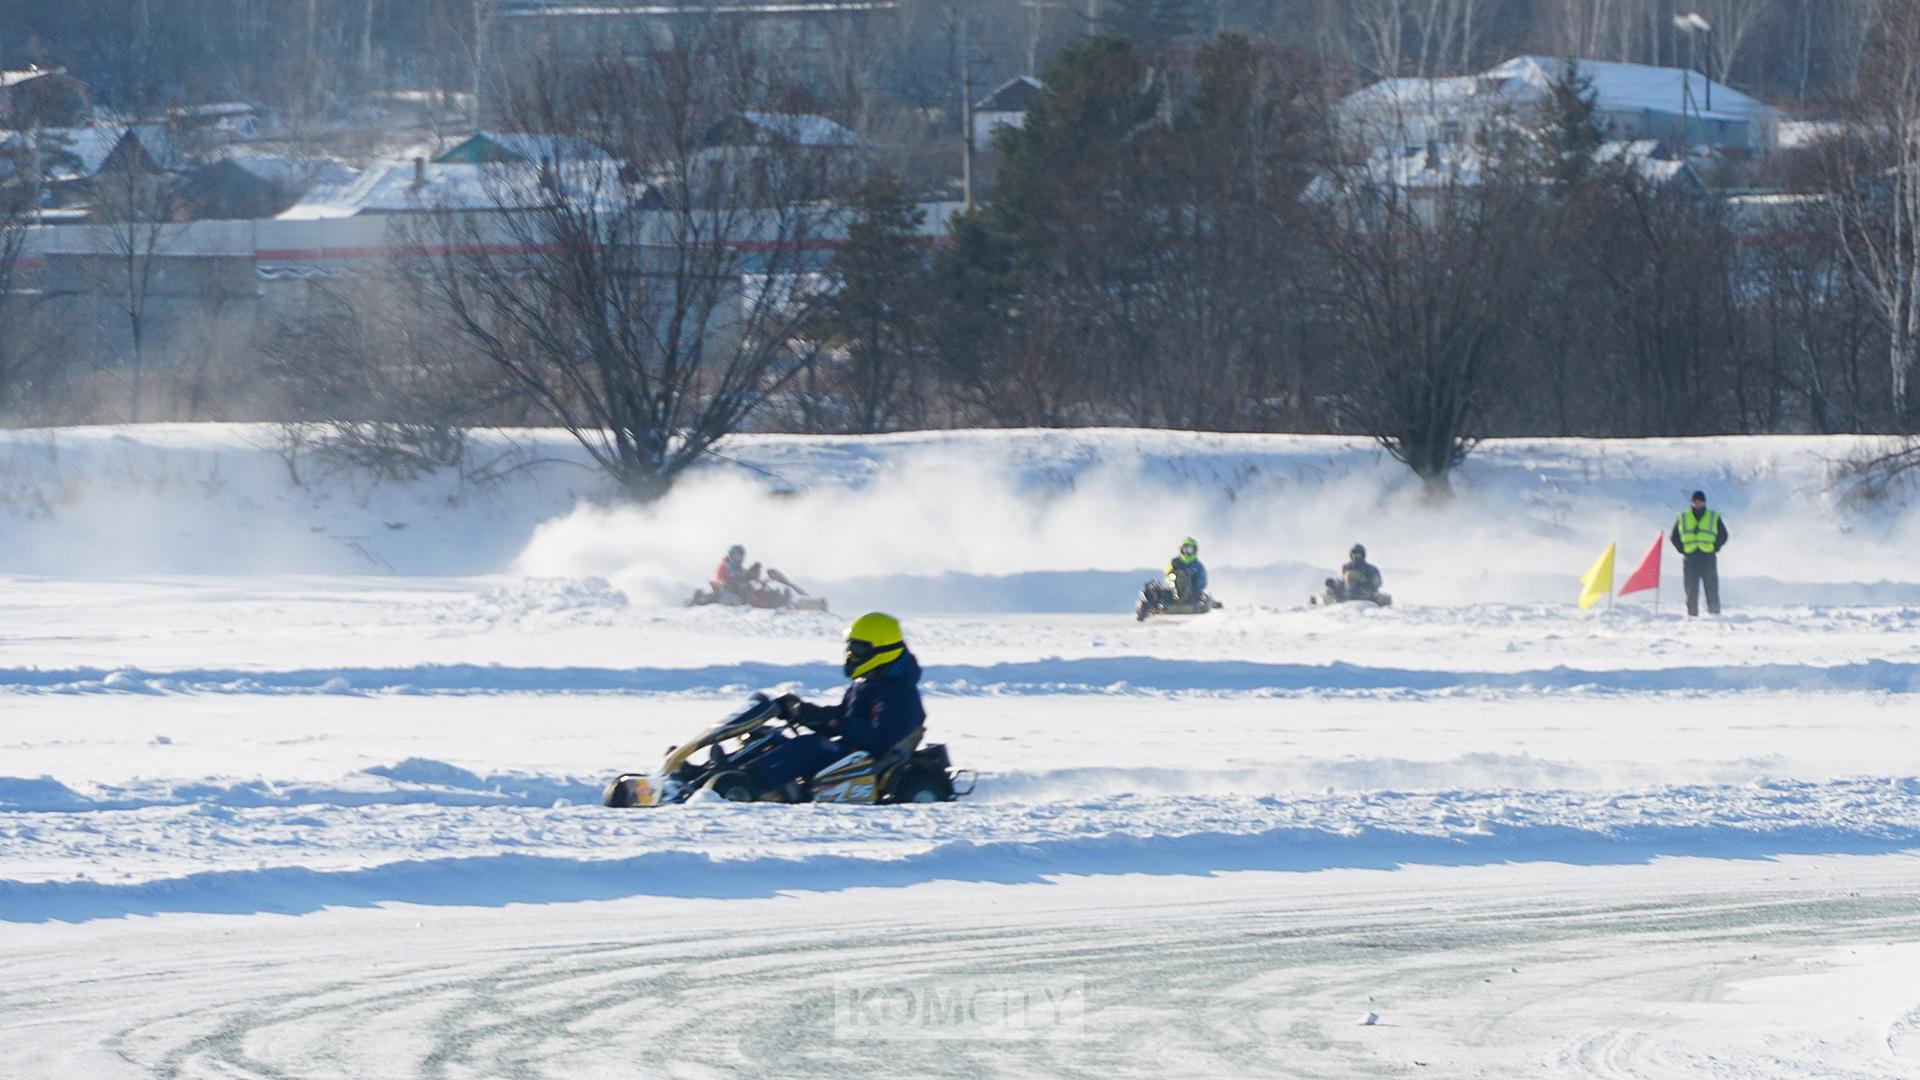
703, 770, 759, 802
603, 775, 648, 808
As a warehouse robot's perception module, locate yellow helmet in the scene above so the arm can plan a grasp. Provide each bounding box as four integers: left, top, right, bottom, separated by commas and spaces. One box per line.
844, 611, 905, 678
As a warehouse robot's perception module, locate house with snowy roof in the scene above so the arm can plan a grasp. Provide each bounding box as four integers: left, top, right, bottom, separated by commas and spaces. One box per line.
176, 155, 359, 220
276, 155, 638, 219
168, 102, 264, 142
692, 111, 869, 200
1308, 138, 1703, 228
973, 75, 1043, 149
0, 67, 91, 128
702, 111, 867, 151
1339, 56, 1781, 157
277, 160, 521, 219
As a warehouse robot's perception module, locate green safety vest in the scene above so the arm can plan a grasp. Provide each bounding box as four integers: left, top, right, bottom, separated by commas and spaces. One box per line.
1676, 508, 1720, 554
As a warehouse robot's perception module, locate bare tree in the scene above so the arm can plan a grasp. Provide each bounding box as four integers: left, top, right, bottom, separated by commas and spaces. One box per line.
264, 274, 517, 478
412, 33, 850, 500
0, 152, 34, 413
1314, 140, 1546, 493
1582, 171, 1742, 436
1825, 0, 1887, 95
361, 0, 381, 84
83, 120, 182, 424
1817, 0, 1920, 426
468, 0, 496, 129
1695, 0, 1776, 84
1544, 0, 1627, 60
1345, 0, 1485, 79
1748, 207, 1883, 433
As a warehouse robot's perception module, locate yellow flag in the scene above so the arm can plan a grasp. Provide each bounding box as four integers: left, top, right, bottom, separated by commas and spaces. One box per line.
1578, 542, 1616, 609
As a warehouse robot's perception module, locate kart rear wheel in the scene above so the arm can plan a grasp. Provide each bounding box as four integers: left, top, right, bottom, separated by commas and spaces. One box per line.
889, 764, 951, 804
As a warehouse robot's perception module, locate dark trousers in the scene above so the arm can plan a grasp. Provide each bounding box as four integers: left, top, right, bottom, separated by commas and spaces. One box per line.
1683, 552, 1721, 616
747, 732, 850, 789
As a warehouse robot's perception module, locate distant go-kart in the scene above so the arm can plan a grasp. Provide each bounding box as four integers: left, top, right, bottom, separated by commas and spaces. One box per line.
687, 568, 828, 612
1313, 581, 1394, 608
1135, 579, 1224, 621
603, 693, 974, 807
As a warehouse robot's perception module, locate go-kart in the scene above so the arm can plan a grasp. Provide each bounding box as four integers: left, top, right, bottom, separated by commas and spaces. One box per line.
603, 693, 973, 807
688, 568, 828, 612
1135, 579, 1224, 621
1313, 580, 1394, 607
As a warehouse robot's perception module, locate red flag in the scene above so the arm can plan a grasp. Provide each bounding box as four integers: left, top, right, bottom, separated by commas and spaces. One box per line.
1619, 532, 1662, 596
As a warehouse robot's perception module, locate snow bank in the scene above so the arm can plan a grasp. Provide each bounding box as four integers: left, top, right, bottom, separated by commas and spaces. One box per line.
4, 653, 1918, 699
0, 757, 600, 813
7, 777, 1920, 921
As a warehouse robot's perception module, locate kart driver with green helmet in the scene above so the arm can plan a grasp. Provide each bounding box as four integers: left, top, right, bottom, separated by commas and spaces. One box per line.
1167, 537, 1208, 603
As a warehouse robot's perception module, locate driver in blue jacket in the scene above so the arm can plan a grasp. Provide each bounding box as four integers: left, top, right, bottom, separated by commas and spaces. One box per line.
751, 612, 925, 794
1168, 537, 1208, 603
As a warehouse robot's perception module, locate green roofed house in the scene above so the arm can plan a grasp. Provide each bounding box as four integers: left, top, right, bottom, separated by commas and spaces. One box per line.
432, 131, 612, 166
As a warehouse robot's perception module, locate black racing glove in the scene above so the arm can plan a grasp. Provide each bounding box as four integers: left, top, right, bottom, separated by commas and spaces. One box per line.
790, 701, 836, 732
772, 693, 802, 720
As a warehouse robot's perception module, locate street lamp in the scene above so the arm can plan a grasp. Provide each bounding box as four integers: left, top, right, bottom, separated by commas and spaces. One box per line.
1673, 13, 1713, 112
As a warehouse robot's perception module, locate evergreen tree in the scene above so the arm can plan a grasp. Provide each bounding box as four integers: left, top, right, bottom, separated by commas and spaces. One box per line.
815, 176, 931, 433
1542, 60, 1606, 191
948, 35, 1167, 421
988, 35, 1163, 264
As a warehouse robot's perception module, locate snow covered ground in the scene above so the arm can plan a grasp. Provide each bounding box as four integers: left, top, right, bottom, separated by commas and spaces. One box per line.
3, 425, 1919, 1077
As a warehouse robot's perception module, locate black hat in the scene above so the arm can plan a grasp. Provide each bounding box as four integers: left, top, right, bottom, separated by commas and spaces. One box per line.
1690, 490, 1706, 502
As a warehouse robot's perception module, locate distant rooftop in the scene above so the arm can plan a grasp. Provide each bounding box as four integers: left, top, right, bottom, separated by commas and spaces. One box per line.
704, 111, 868, 149
494, 1, 896, 16
977, 75, 1044, 114
1, 66, 73, 88
278, 158, 625, 218
219, 154, 357, 187
1344, 55, 1775, 126
277, 161, 499, 218
433, 131, 613, 165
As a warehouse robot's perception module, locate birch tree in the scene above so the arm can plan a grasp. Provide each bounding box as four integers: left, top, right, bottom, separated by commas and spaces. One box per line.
1819, 0, 1920, 425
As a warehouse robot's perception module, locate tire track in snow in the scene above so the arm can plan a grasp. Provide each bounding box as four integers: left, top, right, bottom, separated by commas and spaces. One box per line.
15, 866, 1920, 1078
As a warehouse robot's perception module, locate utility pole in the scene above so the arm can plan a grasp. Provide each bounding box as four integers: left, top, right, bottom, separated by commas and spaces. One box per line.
471, 0, 490, 131
958, 1, 976, 212
1704, 24, 1713, 112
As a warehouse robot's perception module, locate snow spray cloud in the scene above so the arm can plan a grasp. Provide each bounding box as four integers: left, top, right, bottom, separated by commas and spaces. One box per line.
0, 425, 589, 578
4, 425, 1913, 599
513, 431, 1920, 612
